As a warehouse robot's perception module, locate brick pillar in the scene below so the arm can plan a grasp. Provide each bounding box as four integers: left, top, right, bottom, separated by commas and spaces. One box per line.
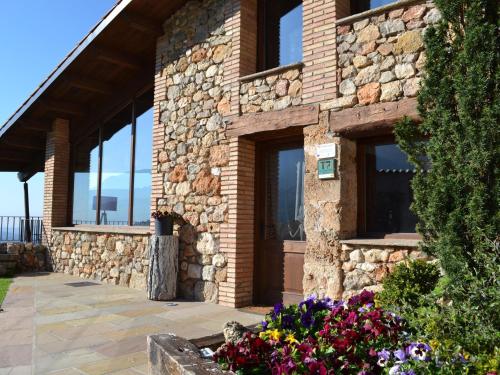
219, 137, 255, 307
302, 0, 337, 104
223, 0, 258, 116
43, 118, 70, 244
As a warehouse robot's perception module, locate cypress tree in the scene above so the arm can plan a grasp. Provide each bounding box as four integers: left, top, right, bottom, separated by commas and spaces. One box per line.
395, 0, 499, 286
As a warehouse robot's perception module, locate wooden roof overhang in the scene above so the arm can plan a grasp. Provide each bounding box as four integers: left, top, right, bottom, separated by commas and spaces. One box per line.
0, 0, 186, 177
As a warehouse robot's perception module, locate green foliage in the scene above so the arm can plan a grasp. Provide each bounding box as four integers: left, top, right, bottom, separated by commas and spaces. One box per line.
0, 277, 12, 306
377, 260, 440, 309
394, 1, 499, 370
395, 0, 499, 287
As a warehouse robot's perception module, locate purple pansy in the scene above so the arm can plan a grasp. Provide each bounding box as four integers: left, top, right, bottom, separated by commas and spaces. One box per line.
393, 348, 407, 363
406, 342, 431, 361
377, 349, 391, 367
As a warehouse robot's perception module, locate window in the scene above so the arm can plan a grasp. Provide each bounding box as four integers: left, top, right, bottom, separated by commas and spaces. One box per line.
72, 131, 99, 225
258, 0, 303, 71
350, 0, 395, 14
359, 140, 418, 236
71, 96, 152, 227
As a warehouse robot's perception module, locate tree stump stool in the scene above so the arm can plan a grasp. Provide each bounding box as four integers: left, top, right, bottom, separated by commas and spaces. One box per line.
147, 235, 178, 301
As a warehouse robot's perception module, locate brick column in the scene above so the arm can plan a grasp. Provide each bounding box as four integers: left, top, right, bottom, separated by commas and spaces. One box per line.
302, 0, 337, 104
223, 0, 258, 116
43, 118, 70, 244
219, 137, 255, 307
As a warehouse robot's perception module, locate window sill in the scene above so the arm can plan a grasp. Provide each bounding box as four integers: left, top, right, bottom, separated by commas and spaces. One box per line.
340, 237, 420, 248
240, 62, 304, 83
336, 0, 426, 26
52, 225, 150, 235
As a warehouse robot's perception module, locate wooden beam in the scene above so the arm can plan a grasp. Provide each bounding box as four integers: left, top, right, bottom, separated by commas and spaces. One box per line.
41, 99, 85, 116
227, 105, 320, 138
1, 136, 45, 151
0, 149, 36, 162
65, 74, 113, 95
18, 118, 52, 132
329, 98, 420, 138
92, 46, 144, 70
122, 12, 163, 36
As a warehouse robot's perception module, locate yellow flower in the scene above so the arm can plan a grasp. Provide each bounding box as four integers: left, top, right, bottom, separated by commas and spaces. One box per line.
463, 352, 470, 360
285, 333, 298, 344
429, 339, 440, 350
259, 331, 267, 339
268, 329, 282, 341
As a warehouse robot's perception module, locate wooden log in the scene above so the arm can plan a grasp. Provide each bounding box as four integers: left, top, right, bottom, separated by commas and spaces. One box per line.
147, 235, 178, 301
329, 98, 420, 138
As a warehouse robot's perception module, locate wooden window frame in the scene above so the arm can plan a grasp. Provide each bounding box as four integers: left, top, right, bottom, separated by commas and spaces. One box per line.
357, 136, 420, 240
70, 99, 152, 227
257, 0, 302, 72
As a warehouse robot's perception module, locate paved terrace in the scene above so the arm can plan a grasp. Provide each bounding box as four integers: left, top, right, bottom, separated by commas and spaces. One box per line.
0, 273, 263, 374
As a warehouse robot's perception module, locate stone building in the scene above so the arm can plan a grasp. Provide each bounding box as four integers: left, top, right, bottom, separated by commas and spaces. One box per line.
0, 0, 437, 307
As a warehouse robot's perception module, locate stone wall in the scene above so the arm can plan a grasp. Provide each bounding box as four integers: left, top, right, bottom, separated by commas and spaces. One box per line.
341, 242, 431, 298
50, 230, 150, 290
0, 242, 47, 275
154, 0, 232, 302
239, 66, 303, 114
302, 112, 358, 300
332, 3, 440, 110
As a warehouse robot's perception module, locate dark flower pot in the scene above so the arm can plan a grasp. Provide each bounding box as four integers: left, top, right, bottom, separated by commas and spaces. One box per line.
155, 216, 173, 236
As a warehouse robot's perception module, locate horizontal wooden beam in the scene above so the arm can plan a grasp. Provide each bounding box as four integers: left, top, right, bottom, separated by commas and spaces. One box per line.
93, 46, 144, 70
227, 105, 320, 138
122, 12, 163, 36
329, 98, 420, 138
65, 74, 113, 95
1, 136, 45, 151
41, 99, 85, 116
18, 118, 52, 132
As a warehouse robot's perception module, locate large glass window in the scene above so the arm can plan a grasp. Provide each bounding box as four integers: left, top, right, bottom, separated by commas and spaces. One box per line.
361, 142, 417, 235
100, 124, 131, 225
258, 0, 303, 71
72, 131, 99, 225
133, 108, 153, 226
71, 98, 152, 227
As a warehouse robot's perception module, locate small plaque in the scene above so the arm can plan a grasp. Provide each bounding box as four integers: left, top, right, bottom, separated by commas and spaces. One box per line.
315, 143, 336, 159
318, 158, 336, 179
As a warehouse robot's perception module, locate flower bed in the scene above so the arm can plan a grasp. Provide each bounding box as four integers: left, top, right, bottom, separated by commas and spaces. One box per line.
213, 291, 472, 374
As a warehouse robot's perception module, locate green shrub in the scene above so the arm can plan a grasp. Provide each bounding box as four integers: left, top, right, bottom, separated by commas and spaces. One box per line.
376, 260, 441, 310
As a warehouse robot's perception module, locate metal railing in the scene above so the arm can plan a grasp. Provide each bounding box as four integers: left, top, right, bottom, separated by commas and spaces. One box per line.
0, 216, 43, 244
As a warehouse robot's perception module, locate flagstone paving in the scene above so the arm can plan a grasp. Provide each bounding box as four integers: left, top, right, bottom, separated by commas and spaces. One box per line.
0, 273, 263, 374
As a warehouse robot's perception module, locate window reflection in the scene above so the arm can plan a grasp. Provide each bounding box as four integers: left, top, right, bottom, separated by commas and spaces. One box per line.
259, 0, 303, 70
365, 143, 417, 233
133, 108, 152, 226
265, 147, 306, 241
279, 4, 303, 66
72, 132, 99, 225
100, 124, 131, 225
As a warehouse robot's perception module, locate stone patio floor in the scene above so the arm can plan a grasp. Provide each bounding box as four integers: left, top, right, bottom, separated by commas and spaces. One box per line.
0, 273, 263, 375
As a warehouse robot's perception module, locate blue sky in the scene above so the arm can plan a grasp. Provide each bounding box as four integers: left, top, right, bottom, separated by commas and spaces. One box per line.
0, 0, 115, 216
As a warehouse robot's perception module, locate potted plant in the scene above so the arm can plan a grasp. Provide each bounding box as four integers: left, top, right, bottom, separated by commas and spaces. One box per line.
151, 210, 174, 236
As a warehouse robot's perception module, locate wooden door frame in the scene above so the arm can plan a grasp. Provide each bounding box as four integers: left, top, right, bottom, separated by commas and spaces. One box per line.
253, 135, 305, 305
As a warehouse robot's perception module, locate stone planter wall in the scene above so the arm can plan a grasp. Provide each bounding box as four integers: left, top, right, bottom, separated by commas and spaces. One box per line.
154, 0, 231, 302
50, 230, 150, 290
240, 66, 303, 114
0, 242, 47, 275
341, 242, 431, 298
332, 3, 440, 111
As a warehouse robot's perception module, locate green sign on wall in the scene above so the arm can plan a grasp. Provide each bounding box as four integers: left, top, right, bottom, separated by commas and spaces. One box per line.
318, 158, 336, 179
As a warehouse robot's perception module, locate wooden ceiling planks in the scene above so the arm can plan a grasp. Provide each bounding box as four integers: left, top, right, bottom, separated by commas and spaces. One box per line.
0, 0, 187, 173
